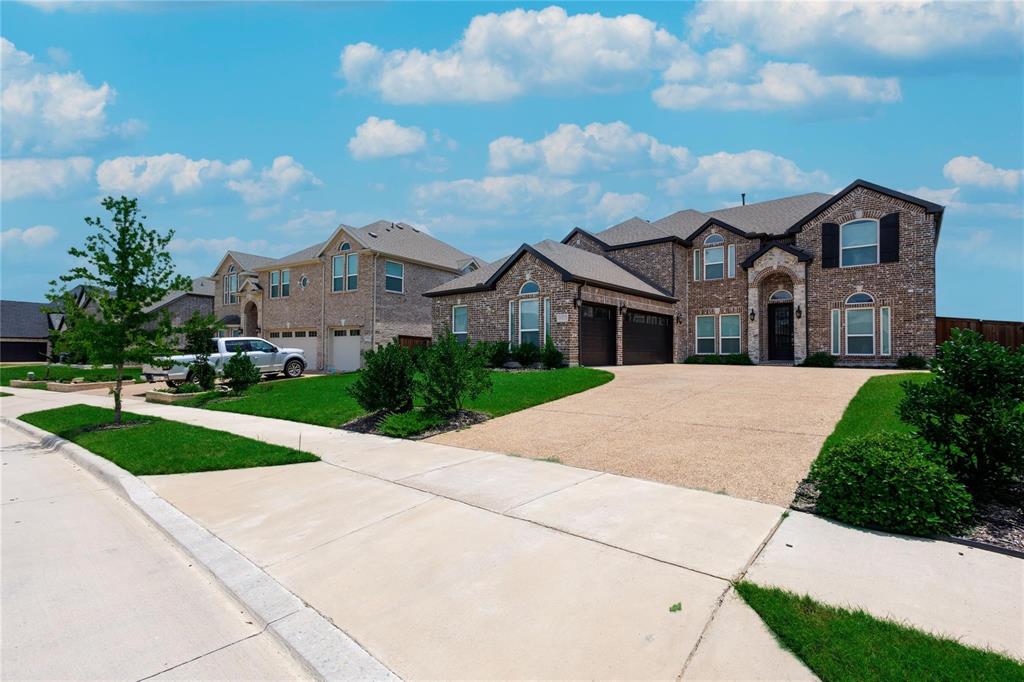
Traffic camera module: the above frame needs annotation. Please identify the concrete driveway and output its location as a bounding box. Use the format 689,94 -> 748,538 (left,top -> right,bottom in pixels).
429,364 -> 899,506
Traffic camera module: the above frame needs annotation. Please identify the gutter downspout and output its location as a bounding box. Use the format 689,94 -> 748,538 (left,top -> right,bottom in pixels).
321,255 -> 327,370
371,252 -> 378,350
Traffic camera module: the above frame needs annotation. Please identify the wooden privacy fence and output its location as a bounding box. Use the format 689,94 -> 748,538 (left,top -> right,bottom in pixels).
936,317 -> 1024,350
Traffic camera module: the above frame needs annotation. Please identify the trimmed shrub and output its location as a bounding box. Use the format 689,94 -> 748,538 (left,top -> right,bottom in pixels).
684,353 -> 753,365
418,332 -> 492,416
512,342 -> 541,366
899,329 -> 1024,492
541,337 -> 564,369
174,382 -> 202,394
180,311 -> 222,390
896,354 -> 929,370
222,350 -> 261,395
800,352 -> 836,368
811,433 -> 973,536
347,341 -> 415,413
475,340 -> 510,368
378,409 -> 445,438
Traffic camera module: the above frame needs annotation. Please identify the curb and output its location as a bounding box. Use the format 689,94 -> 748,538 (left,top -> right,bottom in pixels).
2,416 -> 398,682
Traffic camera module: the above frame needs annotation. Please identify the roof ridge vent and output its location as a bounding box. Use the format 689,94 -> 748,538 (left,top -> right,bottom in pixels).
368,231 -> 378,238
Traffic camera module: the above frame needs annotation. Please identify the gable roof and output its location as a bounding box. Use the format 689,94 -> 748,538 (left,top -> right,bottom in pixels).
706,192 -> 832,236
786,180 -> 945,236
228,250 -> 278,272
143,277 -> 215,314
270,241 -> 328,268
649,209 -> 711,240
594,216 -> 668,246
425,239 -> 675,302
740,243 -> 814,269
349,220 -> 480,271
0,300 -> 50,339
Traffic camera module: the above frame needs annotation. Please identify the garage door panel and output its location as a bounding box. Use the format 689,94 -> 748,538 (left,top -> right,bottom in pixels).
331,329 -> 362,373
271,332 -> 320,369
623,311 -> 672,365
0,341 -> 48,362
580,304 -> 616,367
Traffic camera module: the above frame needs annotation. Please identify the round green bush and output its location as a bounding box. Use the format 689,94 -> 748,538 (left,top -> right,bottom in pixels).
896,354 -> 929,369
800,351 -> 836,368
810,433 -> 973,536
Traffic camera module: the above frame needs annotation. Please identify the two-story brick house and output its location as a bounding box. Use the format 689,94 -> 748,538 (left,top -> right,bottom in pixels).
212,220 -> 480,371
425,180 -> 943,367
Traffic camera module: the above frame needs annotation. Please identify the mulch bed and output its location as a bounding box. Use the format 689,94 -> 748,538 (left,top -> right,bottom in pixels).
791,479 -> 1024,555
340,409 -> 490,440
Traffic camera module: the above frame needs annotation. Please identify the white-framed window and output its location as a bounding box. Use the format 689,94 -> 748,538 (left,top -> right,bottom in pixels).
385,260 -> 404,293
841,219 -> 879,268
340,241 -> 351,252
696,315 -> 716,354
332,253 -> 359,293
720,314 -> 741,354
769,290 -> 793,302
704,235 -> 725,280
519,298 -> 539,347
452,304 -> 468,344
880,306 -> 891,356
727,244 -> 736,278
270,270 -> 280,298
543,298 -> 551,344
845,308 -> 875,355
281,269 -> 290,297
519,281 -> 539,295
693,250 -> 701,281
845,291 -> 874,305
508,299 -> 514,347
332,255 -> 345,292
346,253 -> 358,291
223,265 -> 238,304
830,309 -> 841,355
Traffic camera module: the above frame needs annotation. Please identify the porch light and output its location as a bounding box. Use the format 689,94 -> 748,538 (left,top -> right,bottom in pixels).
749,308 -> 756,321
573,295 -> 582,308
795,305 -> 802,319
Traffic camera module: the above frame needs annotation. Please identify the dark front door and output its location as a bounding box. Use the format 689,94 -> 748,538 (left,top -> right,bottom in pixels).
580,303 -> 616,366
623,311 -> 673,364
768,303 -> 794,361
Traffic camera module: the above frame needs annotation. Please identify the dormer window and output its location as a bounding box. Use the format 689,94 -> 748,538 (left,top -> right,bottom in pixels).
519,281 -> 539,295
840,220 -> 879,267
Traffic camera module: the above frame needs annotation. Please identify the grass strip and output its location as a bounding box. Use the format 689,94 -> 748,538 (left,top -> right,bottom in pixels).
20,404 -> 317,475
820,373 -> 931,453
736,582 -> 1023,682
0,364 -> 142,386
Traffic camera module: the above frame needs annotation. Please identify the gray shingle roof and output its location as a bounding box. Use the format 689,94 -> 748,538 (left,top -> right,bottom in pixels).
595,216 -> 667,246
649,209 -> 712,240
228,251 -> 278,272
1,300 -> 49,339
349,221 -> 478,271
426,239 -> 672,300
143,277 -> 215,314
706,192 -> 832,235
270,242 -> 327,268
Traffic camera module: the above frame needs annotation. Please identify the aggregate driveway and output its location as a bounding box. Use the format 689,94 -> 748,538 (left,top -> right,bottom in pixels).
429,364 -> 899,505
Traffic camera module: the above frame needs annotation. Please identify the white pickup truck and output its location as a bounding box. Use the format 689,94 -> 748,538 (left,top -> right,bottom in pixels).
143,336 -> 307,387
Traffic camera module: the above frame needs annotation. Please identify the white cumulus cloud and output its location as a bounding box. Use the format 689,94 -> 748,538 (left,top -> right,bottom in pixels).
348,116 -> 427,160
660,150 -> 829,194
277,208 -> 340,234
653,62 -> 900,111
943,156 -> 1021,192
96,153 -> 252,196
414,174 -> 599,214
593,192 -> 649,223
489,121 -> 691,175
0,156 -> 93,200
689,1 -> 1023,61
0,224 -> 58,248
226,155 -> 322,204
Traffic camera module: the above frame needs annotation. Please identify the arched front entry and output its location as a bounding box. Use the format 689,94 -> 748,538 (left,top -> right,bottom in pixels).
242,301 -> 259,336
760,273 -> 795,361
745,249 -> 808,364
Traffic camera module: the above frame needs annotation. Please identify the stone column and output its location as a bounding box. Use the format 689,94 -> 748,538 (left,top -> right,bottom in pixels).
747,283 -> 760,362
793,280 -> 808,364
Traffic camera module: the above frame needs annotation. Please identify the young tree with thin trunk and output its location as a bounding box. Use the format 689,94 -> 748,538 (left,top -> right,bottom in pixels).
49,196 -> 190,424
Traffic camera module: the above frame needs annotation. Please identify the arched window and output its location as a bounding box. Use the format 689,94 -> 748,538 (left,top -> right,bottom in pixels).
704,234 -> 725,246
340,242 -> 351,252
228,264 -> 236,272
769,290 -> 793,302
519,281 -> 539,295
845,292 -> 874,305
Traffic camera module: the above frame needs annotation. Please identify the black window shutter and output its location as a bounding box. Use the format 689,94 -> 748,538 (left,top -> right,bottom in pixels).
879,212 -> 900,263
821,222 -> 839,268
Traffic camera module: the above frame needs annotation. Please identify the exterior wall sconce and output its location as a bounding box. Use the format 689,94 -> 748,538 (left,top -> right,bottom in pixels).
573,296 -> 582,308
795,305 -> 802,319
749,308 -> 756,321
675,313 -> 683,324
618,303 -> 626,315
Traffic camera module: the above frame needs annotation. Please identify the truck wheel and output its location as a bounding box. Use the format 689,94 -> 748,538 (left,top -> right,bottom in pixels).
284,359 -> 304,378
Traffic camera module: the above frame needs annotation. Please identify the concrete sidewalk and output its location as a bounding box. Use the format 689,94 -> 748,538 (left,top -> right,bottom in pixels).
0,423 -> 307,681
4,385 -> 1021,677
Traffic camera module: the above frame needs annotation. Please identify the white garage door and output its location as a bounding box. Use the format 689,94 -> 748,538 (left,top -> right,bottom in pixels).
331,328 -> 362,373
271,330 -> 320,370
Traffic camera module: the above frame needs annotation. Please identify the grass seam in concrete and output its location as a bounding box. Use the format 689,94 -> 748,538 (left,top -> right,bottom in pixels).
1,416 -> 399,682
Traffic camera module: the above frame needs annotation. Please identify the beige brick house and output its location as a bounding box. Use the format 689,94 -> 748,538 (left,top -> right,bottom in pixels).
212,221 -> 480,371
426,180 -> 943,367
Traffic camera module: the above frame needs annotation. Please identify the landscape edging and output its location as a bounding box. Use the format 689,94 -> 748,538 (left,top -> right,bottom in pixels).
1,416 -> 399,682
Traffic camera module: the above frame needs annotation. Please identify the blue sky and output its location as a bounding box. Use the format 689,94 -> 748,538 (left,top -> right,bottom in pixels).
2,1 -> 1022,319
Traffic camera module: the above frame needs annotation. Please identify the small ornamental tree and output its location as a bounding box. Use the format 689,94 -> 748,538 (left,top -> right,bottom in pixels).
418,332 -> 491,416
180,311 -> 222,390
348,341 -> 415,413
899,329 -> 1024,493
223,349 -> 261,394
48,197 -> 190,424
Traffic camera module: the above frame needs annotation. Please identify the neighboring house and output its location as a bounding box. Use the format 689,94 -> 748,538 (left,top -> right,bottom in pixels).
426,180 -> 943,367
211,220 -> 481,371
0,300 -> 52,362
143,277 -> 215,349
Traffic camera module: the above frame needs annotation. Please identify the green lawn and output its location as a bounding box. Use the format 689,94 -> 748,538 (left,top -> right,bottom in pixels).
820,373 -> 932,453
20,404 -> 317,475
736,582 -> 1023,682
186,368 -> 614,430
0,364 -> 142,386
0,392 -> 12,397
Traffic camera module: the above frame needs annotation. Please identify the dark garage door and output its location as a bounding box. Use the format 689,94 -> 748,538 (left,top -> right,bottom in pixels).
623,311 -> 673,364
580,303 -> 616,366
1,341 -> 48,362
